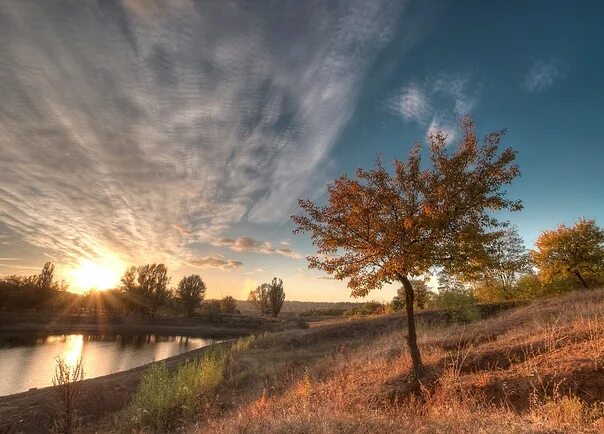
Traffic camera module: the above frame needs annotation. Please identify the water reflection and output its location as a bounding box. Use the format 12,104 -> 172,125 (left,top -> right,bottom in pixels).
0,334 -> 217,396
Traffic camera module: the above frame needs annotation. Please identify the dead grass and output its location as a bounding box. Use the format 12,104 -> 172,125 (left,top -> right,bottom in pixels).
106,289 -> 604,433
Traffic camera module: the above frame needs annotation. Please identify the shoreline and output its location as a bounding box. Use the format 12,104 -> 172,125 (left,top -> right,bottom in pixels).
0,311 -> 288,339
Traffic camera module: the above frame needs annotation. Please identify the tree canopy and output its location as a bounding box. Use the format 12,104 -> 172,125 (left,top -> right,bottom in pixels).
267,277 -> 286,317
531,219 -> 604,288
176,274 -> 206,316
292,117 -> 522,377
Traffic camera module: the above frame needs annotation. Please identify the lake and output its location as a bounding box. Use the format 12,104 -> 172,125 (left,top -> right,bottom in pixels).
0,333 -> 218,396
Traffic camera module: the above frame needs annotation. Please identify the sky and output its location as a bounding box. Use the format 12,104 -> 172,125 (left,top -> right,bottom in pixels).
0,0 -> 603,301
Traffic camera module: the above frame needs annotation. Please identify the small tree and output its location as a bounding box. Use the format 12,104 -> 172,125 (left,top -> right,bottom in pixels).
292,117 -> 521,377
395,279 -> 431,309
177,275 -> 206,316
468,226 -> 530,299
267,277 -> 285,317
37,262 -> 55,289
248,283 -> 270,317
531,219 -> 604,288
219,295 -> 238,314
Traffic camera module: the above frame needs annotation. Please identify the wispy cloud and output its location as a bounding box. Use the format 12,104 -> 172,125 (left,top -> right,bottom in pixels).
523,60 -> 562,93
213,237 -> 302,259
427,118 -> 459,144
0,0 -> 404,269
390,73 -> 477,145
394,83 -> 430,122
188,256 -> 242,271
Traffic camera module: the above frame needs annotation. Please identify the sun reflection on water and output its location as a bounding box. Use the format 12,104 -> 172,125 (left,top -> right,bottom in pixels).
62,335 -> 84,367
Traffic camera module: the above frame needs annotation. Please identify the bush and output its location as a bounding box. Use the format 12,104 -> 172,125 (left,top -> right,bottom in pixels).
129,348 -> 226,431
435,291 -> 481,323
219,296 -> 238,314
298,308 -> 347,317
344,301 -> 386,317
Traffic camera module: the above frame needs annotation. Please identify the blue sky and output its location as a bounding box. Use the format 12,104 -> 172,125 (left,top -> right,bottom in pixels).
0,0 -> 602,301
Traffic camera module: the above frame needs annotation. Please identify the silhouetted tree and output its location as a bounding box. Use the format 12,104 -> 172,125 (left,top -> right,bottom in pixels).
267,277 -> 285,317
248,283 -> 270,317
176,274 -> 206,316
120,264 -> 170,315
36,262 -> 55,289
292,117 -> 522,378
219,295 -> 238,314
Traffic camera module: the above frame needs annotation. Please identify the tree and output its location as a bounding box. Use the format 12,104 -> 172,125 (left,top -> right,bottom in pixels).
219,295 -> 238,314
176,274 -> 206,316
248,283 -> 270,317
267,277 -> 286,317
530,219 -> 604,288
394,279 -> 431,309
292,117 -> 521,377
36,262 -> 55,289
120,264 -> 170,315
467,226 -> 529,299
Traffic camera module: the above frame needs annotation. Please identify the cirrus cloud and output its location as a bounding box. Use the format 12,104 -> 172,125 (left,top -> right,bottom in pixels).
0,0 -> 405,271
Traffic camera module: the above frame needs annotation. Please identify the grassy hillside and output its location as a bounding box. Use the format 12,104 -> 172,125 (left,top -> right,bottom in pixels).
106,288 -> 604,433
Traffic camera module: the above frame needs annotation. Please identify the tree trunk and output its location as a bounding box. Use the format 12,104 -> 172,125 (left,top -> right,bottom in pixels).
574,270 -> 589,288
400,275 -> 424,378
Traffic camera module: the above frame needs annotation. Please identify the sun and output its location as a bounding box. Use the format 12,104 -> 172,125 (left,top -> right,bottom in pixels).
69,258 -> 124,292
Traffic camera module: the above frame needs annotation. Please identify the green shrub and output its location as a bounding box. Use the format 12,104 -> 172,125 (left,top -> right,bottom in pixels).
435,291 -> 481,323
344,301 -> 386,317
298,307 -> 347,317
129,349 -> 226,431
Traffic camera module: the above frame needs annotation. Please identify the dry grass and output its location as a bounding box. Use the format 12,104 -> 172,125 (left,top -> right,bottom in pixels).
103,289 -> 604,433
51,357 -> 84,434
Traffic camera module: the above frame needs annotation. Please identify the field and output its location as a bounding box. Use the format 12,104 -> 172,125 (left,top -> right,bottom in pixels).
121,289 -> 604,433
2,289 -> 603,433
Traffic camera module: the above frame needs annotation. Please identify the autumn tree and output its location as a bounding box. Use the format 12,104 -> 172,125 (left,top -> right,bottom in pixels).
292,117 -> 521,377
120,264 -> 170,315
267,277 -> 286,317
531,219 -> 604,288
248,283 -> 270,316
177,274 -> 206,316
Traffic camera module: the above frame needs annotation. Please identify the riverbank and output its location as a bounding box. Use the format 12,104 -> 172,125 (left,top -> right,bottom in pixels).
0,311 -> 291,340
0,340 -> 234,433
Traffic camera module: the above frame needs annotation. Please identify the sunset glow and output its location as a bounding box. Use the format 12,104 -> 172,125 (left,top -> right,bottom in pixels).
68,259 -> 124,292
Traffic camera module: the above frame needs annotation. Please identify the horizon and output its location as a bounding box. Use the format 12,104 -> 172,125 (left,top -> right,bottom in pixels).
1,0 -> 603,302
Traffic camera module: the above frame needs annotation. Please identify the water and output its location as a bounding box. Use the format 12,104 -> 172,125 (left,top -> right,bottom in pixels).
0,334 -> 217,396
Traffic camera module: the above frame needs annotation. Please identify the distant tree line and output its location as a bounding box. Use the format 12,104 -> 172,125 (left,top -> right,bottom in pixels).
0,263 -> 244,317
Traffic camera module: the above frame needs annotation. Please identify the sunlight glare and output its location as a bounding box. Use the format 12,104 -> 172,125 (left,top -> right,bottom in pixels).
63,335 -> 84,368
69,258 -> 124,291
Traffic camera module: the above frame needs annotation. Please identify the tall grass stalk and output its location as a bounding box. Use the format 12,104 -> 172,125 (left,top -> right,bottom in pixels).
51,357 -> 84,434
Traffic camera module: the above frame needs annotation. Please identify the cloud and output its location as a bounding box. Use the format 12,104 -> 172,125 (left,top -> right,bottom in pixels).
275,248 -> 303,259
188,256 -> 242,271
213,236 -> 302,259
394,83 -> 430,122
523,60 -> 561,93
427,118 -> 458,144
391,73 -> 476,145
0,0 -> 404,268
